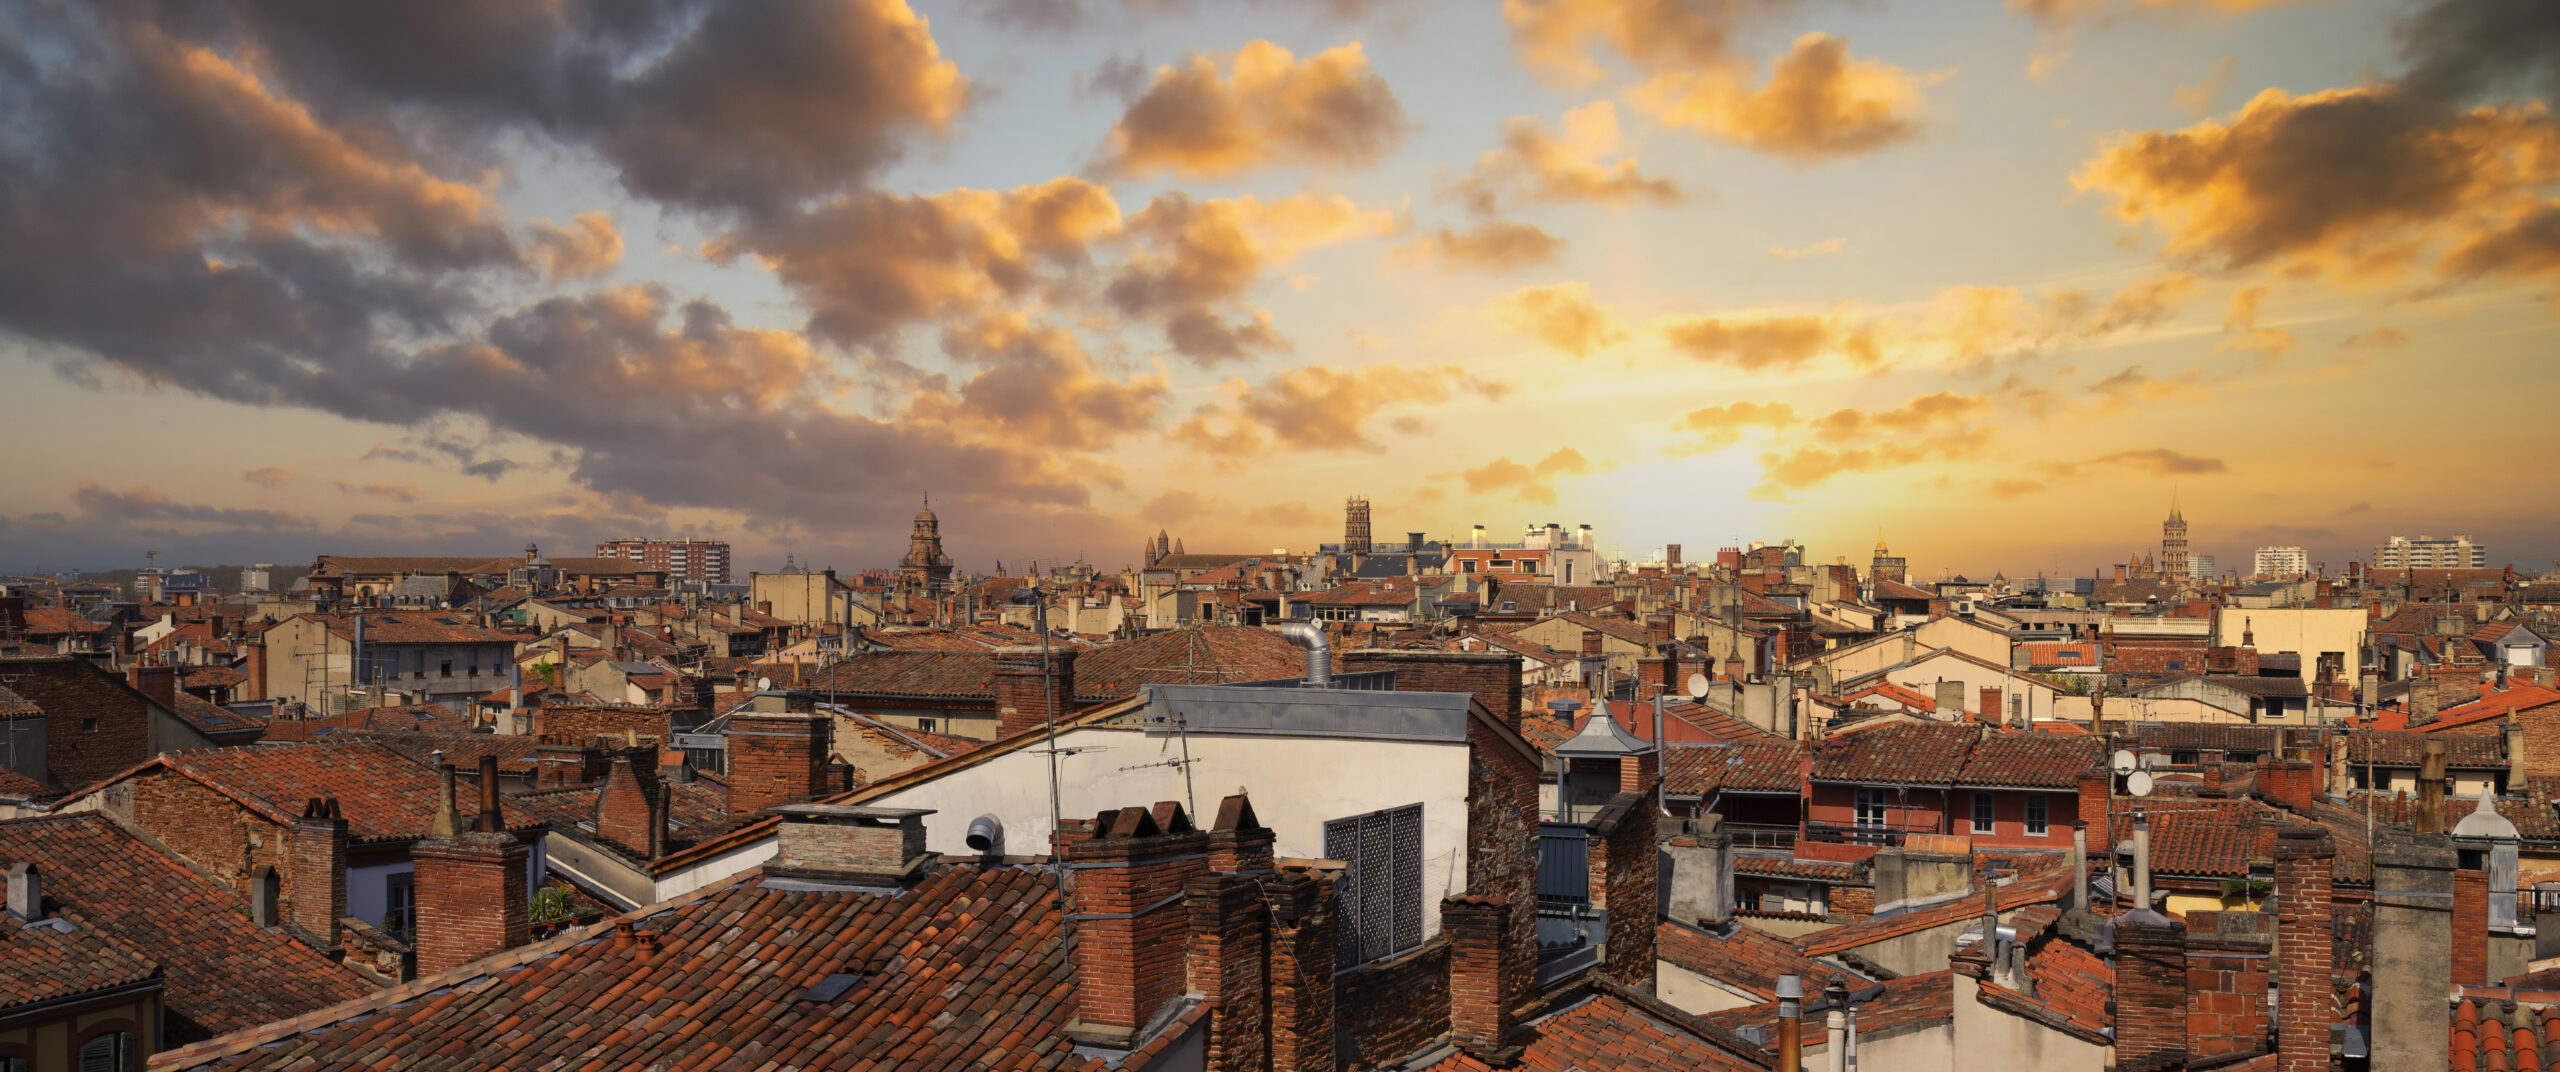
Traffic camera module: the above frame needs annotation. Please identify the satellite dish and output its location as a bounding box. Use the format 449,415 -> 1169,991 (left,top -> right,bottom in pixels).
2126,770 -> 2155,797
1685,673 -> 1711,700
2110,749 -> 2138,775
756,676 -> 772,691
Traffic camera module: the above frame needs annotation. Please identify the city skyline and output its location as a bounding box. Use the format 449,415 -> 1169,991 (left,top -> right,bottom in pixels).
1,0 -> 2553,577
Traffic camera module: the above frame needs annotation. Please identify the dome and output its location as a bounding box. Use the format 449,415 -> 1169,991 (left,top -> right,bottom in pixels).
915,494 -> 938,523
2453,784 -> 2519,840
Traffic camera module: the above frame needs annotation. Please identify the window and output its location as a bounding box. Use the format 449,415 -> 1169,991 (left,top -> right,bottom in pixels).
81,718 -> 96,733
916,718 -> 938,734
1854,788 -> 1888,828
1325,803 -> 1424,969
1971,792 -> 1995,834
2025,795 -> 2049,836
2166,659 -> 2184,672
440,659 -> 454,677
384,871 -> 417,939
78,1033 -> 133,1072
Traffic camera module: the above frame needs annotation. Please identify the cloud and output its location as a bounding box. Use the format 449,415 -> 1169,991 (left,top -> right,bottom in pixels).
2173,57 -> 2237,118
1671,401 -> 1798,453
241,467 -> 297,488
333,481 -> 423,503
1142,489 -> 1212,527
1768,238 -> 1845,261
1172,364 -> 1507,456
1659,312 -> 1882,372
1107,190 -> 1399,362
63,480 -> 318,532
1809,391 -> 1990,438
2074,86 -> 2560,287
2339,324 -> 2411,349
1092,41 -> 1408,178
2052,447 -> 2230,476
1446,103 -> 1685,215
2088,365 -> 2207,409
1496,282 -> 1626,357
1989,478 -> 2046,500
1750,430 -> 1983,492
916,313 -> 1170,452
1388,221 -> 1568,273
1462,447 -> 1593,504
1633,34 -> 1932,162
526,213 -> 625,281
1244,500 -> 1325,528
1500,0 -> 1804,87
2214,285 -> 2294,356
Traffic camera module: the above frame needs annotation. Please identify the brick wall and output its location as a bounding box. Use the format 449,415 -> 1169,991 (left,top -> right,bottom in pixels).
2273,828 -> 2334,1072
1462,710 -> 1539,1012
1345,649 -> 1524,727
993,647 -> 1078,740
1830,884 -> 1874,920
538,704 -> 671,745
124,768 -> 289,904
1336,939 -> 1450,1069
290,801 -> 348,947
1597,791 -> 1658,986
2182,910 -> 2273,1061
411,830 -> 529,976
1070,814 -> 1209,1037
1185,873 -> 1268,1072
2454,866 -> 2488,988
2115,913 -> 2190,1072
724,711 -> 830,817
1442,896 -> 1513,1049
1265,869 -> 1339,1072
11,658 -> 154,790
595,746 -> 664,857
2107,644 -> 2210,677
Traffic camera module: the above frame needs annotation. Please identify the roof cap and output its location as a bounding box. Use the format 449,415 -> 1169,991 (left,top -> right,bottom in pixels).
1556,704 -> 1652,759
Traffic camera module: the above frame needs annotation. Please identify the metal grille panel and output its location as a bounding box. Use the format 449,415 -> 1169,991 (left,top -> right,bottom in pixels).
1325,803 -> 1425,969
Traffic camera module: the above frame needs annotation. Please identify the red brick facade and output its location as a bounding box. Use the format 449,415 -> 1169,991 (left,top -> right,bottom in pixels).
8,657 -> 156,790
1442,896 -> 1513,1050
1186,871 -> 1269,1072
724,710 -> 830,817
1336,941 -> 1450,1068
2115,913 -> 2190,1072
123,768 -> 291,906
1343,649 -> 1524,727
1069,805 -> 1206,1040
595,745 -> 666,857
410,830 -> 529,977
538,704 -> 673,746
2182,910 -> 2273,1061
1264,869 -> 1338,1072
2454,866 -> 2488,988
1597,791 -> 1658,986
2273,828 -> 2334,1072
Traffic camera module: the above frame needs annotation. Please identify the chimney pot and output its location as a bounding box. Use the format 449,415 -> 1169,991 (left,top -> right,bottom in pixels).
6,861 -> 38,921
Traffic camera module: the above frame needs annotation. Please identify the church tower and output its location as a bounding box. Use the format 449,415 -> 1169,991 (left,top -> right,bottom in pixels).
2162,494 -> 2189,579
1870,532 -> 1907,585
899,497 -> 956,595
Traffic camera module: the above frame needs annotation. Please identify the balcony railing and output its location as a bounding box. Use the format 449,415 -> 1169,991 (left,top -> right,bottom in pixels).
1725,822 -> 1798,851
1802,818 -> 1941,847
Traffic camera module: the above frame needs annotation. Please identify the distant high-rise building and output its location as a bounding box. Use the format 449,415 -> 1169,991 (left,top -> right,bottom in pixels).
2187,553 -> 2215,580
2161,495 -> 2188,579
1344,495 -> 1373,555
2253,546 -> 2310,578
596,537 -> 732,583
242,563 -> 275,595
2372,534 -> 2486,569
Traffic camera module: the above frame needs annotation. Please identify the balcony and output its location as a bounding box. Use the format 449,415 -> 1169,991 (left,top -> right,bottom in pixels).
1725,822 -> 1799,852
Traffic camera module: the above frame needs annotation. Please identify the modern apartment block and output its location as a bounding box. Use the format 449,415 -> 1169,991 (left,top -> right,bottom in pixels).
594,537 -> 732,584
2253,545 -> 2310,577
2372,533 -> 2486,569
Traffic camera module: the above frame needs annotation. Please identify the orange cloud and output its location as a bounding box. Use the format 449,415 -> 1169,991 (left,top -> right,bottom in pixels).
1989,478 -> 2046,500
1749,429 -> 1983,496
2048,447 -> 2229,477
1094,41 -> 1408,178
2214,285 -> 2294,357
1496,282 -> 1625,357
1110,190 -> 1398,362
917,312 -> 1170,452
1388,221 -> 1567,273
2074,87 -> 2560,285
527,213 -> 624,281
1809,391 -> 1990,438
1501,0 -> 1793,87
334,480 -> 422,503
2339,324 -> 2411,349
1174,364 -> 1506,456
1462,447 -> 1592,504
1659,311 -> 1882,372
1672,401 -> 1798,454
1447,103 -> 1684,214
1634,34 -> 1931,162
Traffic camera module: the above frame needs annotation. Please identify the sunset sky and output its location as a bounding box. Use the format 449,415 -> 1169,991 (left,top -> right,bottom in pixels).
2,0 -> 2554,580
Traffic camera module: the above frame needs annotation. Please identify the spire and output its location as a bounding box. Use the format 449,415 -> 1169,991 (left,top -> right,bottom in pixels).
2168,490 -> 2182,524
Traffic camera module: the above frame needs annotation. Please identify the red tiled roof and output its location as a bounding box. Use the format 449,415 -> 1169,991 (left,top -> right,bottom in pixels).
809,650 -> 997,699
1810,722 -> 1981,786
1796,863 -> 2070,956
1673,704 -> 1780,742
1735,853 -> 1858,882
259,704 -> 467,742
1705,970 -> 1956,1039
2418,685 -> 2560,734
1956,733 -> 2103,789
1841,681 -> 1937,713
1072,625 -> 1324,700
2024,642 -> 2098,664
0,814 -> 375,1036
303,612 -> 515,645
88,743 -> 544,843
158,865 -> 1083,1072
2107,800 -> 2276,878
0,765 -> 50,798
1665,741 -> 1806,796
1656,920 -> 1855,1000
21,606 -> 107,635
1425,989 -> 1766,1072
2014,933 -> 2113,1035
2451,995 -> 2560,1072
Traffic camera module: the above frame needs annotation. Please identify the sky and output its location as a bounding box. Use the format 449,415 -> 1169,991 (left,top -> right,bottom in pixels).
1,0 -> 2555,582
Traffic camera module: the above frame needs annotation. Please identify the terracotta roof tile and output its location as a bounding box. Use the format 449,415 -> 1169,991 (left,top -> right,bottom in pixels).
0,814 -> 376,1038
1656,920 -> 1857,1000
1705,970 -> 1956,1039
98,743 -> 544,843
1424,990 -> 1767,1072
1811,722 -> 1980,786
159,865 -> 1082,1072
1665,741 -> 1806,796
1957,733 -> 2103,789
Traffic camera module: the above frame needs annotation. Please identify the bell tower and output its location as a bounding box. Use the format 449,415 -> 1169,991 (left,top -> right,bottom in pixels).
2162,493 -> 2189,580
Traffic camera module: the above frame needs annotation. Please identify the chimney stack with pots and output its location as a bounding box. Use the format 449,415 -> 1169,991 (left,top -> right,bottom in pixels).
411,760 -> 530,975
993,646 -> 1079,740
724,708 -> 832,815
290,796 -> 348,949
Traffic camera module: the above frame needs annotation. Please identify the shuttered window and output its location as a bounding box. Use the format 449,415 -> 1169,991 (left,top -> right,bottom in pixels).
1324,803 -> 1424,969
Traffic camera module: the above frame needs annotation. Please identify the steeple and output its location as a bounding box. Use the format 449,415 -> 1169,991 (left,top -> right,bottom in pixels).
2168,490 -> 2183,524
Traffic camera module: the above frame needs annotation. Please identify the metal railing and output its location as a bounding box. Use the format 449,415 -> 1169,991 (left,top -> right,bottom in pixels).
1803,818 -> 1941,847
1725,822 -> 1799,851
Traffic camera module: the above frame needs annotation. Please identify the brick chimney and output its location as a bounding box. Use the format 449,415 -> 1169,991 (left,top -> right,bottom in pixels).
2273,828 -> 2335,1072
1067,802 -> 1210,1049
242,640 -> 267,701
127,664 -> 177,708
1264,868 -> 1340,1072
764,804 -> 934,884
290,797 -> 347,949
412,758 -> 529,975
1443,895 -> 1516,1058
1188,870 -> 1270,1072
1206,793 -> 1275,874
2370,829 -> 2456,1068
596,744 -> 667,859
1592,790 -> 1657,986
993,646 -> 1078,740
535,742 -> 606,788
2077,768 -> 2110,836
724,710 -> 831,816
1978,685 -> 2003,725
2114,909 -> 2190,1072
2183,909 -> 2275,1062
2454,863 -> 2488,988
